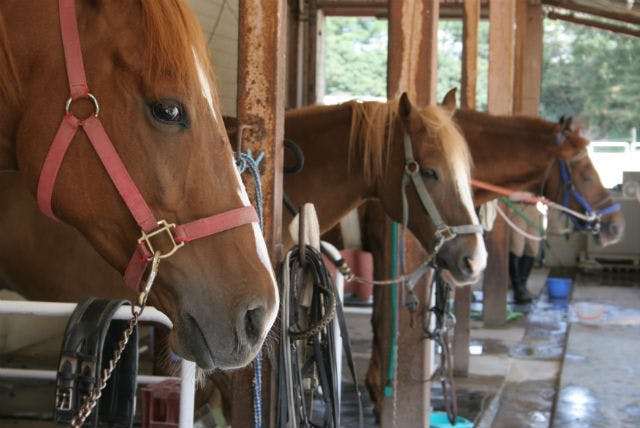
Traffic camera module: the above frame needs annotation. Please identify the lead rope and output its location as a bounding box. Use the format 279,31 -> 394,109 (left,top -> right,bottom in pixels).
235,149 -> 266,428
70,252 -> 161,428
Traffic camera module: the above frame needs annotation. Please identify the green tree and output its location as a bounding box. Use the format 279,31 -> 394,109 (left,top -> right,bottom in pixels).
325,17 -> 388,98
541,21 -> 640,140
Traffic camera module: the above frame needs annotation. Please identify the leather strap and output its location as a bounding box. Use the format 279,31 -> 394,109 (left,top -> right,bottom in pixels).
402,132 -> 482,249
40,0 -> 259,292
58,0 -> 89,99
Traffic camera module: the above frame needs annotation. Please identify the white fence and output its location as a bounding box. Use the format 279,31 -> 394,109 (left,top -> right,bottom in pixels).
588,141 -> 640,189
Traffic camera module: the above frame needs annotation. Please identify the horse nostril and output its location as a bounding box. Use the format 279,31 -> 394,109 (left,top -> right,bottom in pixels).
244,306 -> 266,346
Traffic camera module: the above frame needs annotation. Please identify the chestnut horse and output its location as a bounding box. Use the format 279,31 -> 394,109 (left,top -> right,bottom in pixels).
0,0 -> 278,370
0,94 -> 485,420
364,89 -> 625,418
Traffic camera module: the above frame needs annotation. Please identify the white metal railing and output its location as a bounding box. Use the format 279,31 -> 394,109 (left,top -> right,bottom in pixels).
0,300 -> 195,428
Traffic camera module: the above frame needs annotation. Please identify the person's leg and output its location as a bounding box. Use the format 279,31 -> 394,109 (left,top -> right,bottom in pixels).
515,226 -> 541,303
508,211 -> 532,303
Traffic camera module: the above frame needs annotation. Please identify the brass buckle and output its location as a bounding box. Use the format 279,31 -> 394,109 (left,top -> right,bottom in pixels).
434,227 -> 456,245
138,220 -> 184,260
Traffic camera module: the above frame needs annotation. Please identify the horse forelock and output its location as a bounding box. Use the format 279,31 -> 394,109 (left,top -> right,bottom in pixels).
0,11 -> 22,110
140,0 -> 217,97
420,105 -> 472,179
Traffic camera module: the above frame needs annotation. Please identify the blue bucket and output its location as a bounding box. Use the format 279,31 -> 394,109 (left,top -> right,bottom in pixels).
546,277 -> 571,299
430,412 -> 474,428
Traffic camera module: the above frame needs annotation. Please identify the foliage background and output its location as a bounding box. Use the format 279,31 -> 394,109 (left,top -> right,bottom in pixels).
324,17 -> 639,140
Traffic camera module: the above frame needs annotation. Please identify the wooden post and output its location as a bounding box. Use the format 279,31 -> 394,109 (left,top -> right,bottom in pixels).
388,0 -> 438,107
460,0 -> 480,110
483,0 -> 516,326
232,0 -> 286,426
305,0 -> 319,105
514,0 -> 543,115
379,2 -> 438,427
453,0 -> 481,377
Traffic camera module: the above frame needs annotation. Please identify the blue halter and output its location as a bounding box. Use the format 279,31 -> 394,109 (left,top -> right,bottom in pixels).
555,132 -> 620,233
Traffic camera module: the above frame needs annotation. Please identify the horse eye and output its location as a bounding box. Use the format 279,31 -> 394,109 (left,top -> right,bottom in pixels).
150,100 -> 189,127
421,168 -> 438,180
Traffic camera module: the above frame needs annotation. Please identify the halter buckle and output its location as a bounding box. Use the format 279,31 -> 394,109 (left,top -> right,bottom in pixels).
434,226 -> 456,243
138,220 -> 184,260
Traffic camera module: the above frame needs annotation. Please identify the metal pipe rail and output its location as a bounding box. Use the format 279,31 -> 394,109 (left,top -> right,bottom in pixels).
0,300 -> 195,428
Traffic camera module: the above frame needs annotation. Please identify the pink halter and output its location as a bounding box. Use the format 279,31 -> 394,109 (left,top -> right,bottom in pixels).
37,0 -> 258,291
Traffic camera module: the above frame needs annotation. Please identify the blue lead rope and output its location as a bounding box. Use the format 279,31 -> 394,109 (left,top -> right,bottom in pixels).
236,149 -> 265,428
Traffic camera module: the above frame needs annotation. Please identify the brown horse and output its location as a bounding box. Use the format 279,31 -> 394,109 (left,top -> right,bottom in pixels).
364,89 -> 625,418
0,96 -> 487,303
0,94 -> 485,421
0,0 -> 278,370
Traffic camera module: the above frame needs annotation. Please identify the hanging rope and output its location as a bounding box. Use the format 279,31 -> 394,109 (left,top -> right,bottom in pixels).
235,149 -> 265,428
278,244 -> 340,427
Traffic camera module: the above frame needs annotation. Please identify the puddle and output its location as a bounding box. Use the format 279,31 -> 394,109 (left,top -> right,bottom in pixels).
469,338 -> 509,356
554,385 -> 604,428
510,343 -> 563,360
491,380 -> 555,428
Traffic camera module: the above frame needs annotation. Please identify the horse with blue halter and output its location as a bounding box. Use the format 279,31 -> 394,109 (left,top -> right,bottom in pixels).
0,0 -> 279,371
364,89 -> 625,419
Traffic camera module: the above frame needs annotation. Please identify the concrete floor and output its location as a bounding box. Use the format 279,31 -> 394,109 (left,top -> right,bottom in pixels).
0,270 -> 638,427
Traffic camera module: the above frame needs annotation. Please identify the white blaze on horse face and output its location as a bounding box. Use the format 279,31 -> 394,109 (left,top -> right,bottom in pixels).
453,157 -> 488,274
193,49 -> 218,122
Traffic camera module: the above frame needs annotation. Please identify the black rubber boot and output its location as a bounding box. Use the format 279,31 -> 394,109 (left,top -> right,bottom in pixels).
514,255 -> 535,304
508,252 -> 523,302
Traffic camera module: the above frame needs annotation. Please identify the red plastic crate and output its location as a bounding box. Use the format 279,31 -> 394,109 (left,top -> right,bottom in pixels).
141,379 -> 181,428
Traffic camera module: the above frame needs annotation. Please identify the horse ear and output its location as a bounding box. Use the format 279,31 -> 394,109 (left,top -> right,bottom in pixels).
441,88 -> 457,113
398,92 -> 412,121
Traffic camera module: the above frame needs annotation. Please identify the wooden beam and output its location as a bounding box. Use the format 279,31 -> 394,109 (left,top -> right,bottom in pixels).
487,0 -> 515,115
233,0 -> 286,426
543,0 -> 640,27
453,0 -> 480,377
482,213 -> 509,326
484,0 -> 516,326
388,0 -> 439,106
461,0 -> 480,109
515,1 -> 543,115
453,285 -> 472,376
379,2 -> 438,427
547,10 -> 640,38
306,0 -> 319,105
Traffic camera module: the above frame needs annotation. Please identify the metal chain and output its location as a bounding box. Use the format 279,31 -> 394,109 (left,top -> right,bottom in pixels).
70,252 -> 161,428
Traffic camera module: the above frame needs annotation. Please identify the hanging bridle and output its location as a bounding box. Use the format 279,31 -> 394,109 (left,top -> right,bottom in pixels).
546,131 -> 620,234
38,0 -> 259,292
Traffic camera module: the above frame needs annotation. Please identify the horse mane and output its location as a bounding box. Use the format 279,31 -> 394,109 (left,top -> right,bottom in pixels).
0,11 -> 22,109
455,108 -> 589,152
140,0 -> 217,94
349,100 -> 472,184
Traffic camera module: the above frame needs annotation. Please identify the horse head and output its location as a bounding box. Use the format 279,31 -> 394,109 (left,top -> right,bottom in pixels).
0,0 -> 278,370
546,122 -> 625,246
366,94 -> 487,285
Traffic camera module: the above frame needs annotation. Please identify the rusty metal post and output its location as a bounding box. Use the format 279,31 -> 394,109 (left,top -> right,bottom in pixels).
232,1 -> 286,426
